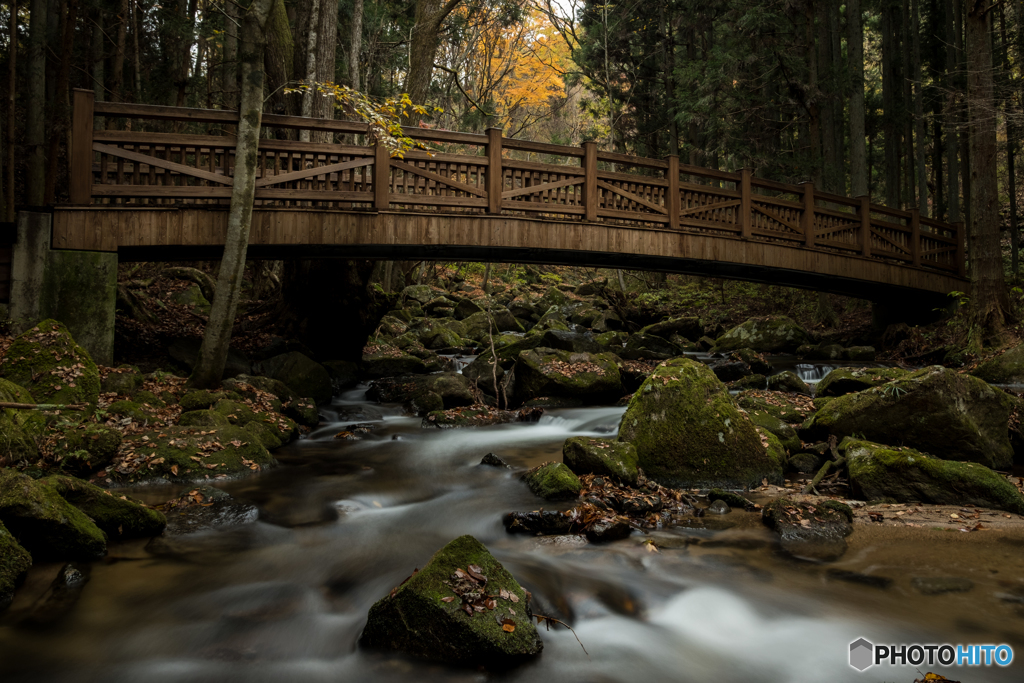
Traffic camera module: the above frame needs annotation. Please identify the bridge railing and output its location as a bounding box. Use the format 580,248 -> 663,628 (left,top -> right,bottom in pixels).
68,89 -> 965,277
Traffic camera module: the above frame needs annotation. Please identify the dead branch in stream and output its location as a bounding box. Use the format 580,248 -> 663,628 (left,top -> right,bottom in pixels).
0,402 -> 87,411
802,435 -> 845,495
533,613 -> 588,655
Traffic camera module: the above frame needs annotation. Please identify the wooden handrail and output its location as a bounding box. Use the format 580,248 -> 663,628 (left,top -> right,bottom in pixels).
66,96 -> 967,279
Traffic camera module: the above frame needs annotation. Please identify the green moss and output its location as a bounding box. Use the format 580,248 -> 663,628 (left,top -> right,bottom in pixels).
759,429 -> 787,471
0,518 -> 32,608
106,400 -> 156,423
112,425 -> 274,483
522,462 -> 581,500
746,410 -> 800,452
845,439 -> 1024,514
707,488 -> 752,509
178,409 -> 232,428
0,468 -> 107,560
736,392 -> 807,424
361,535 -> 542,665
815,367 -> 911,397
44,475 -> 165,538
513,348 -> 623,403
562,437 -> 638,485
100,367 -> 143,397
244,421 -> 283,449
618,358 -> 781,488
714,316 -> 809,353
0,319 -> 100,407
133,390 -> 166,408
54,424 -> 121,475
180,389 -> 227,411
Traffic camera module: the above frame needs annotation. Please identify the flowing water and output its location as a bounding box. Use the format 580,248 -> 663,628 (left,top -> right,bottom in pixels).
2,386 -> 1023,682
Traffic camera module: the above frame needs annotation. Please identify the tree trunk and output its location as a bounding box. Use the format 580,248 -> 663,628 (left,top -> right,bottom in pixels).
298,0 -> 321,142
190,0 -> 276,388
911,0 -> 927,214
965,0 -> 1010,345
110,0 -> 127,101
403,0 -> 463,115
881,0 -> 901,207
44,0 -> 78,204
223,0 -> 238,110
848,0 -> 868,197
90,4 -> 103,128
945,0 -> 960,221
310,0 -> 337,143
6,0 -> 16,220
131,0 -> 141,100
263,0 -> 293,117
26,0 -> 46,207
349,0 -> 363,89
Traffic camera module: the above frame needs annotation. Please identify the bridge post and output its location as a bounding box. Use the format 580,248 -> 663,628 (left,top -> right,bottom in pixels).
487,128 -> 503,214
909,208 -> 921,267
857,195 -> 872,257
801,181 -> 815,248
583,141 -> 598,222
667,155 -> 680,230
373,142 -> 390,211
955,221 -> 966,277
70,89 -> 95,205
739,168 -> 752,239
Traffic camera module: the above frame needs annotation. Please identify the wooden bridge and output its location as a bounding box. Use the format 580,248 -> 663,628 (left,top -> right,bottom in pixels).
54,89 -> 966,302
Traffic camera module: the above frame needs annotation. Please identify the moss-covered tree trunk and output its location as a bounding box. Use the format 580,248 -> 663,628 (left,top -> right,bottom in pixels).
189,0 -> 275,389
966,0 -> 1011,348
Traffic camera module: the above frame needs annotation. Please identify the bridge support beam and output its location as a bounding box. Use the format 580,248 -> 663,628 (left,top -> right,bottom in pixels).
8,211 -> 116,364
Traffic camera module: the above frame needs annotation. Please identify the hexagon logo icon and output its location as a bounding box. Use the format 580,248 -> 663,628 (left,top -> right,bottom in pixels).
849,638 -> 874,671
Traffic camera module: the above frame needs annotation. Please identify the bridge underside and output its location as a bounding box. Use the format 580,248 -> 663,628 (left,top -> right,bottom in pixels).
53,207 -> 965,305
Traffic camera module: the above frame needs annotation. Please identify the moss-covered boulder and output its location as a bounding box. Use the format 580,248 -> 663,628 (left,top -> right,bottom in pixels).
745,410 -> 800,453
0,518 -> 31,609
617,358 -> 783,488
815,367 -> 911,397
259,352 -> 332,404
513,348 -> 622,404
45,475 -> 166,538
112,425 -> 275,483
762,498 -> 853,561
844,439 -> 1024,513
736,392 -> 809,424
462,310 -> 525,341
707,489 -> 753,509
0,319 -> 100,406
212,399 -> 297,444
361,535 -> 542,665
803,366 -> 1014,469
522,462 -> 581,500
562,437 -> 639,485
401,284 -> 437,305
0,379 -> 44,465
970,344 -> 1024,386
54,424 -> 122,475
100,366 -> 143,397
178,409 -> 232,428
362,344 -> 428,378
223,374 -> 296,404
714,316 -> 809,353
767,371 -> 813,396
539,330 -> 603,354
368,373 -> 474,414
0,469 -> 106,560
640,316 -> 702,342
620,333 -> 680,361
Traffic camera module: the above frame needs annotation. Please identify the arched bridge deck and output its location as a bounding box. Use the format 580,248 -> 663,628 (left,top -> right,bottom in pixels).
55,90 -> 966,303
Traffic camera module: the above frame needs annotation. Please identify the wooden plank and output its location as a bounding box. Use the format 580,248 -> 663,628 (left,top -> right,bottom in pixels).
403,149 -> 488,165
502,201 -> 586,215
801,182 -> 815,248
93,142 -> 235,185
597,169 -> 669,186
752,204 -> 802,233
70,89 -> 95,204
501,158 -> 583,175
94,100 -> 238,124
94,130 -> 237,147
858,195 -> 871,257
387,195 -> 487,208
255,157 -> 373,187
668,156 -> 680,231
584,143 -> 599,224
255,189 -> 373,201
869,227 -> 911,255
596,180 -> 668,215
502,138 -> 582,157
502,176 -> 583,199
677,162 -> 740,183
597,150 -> 669,170
487,128 -> 502,214
680,198 -> 741,219
739,168 -> 751,239
374,144 -> 390,210
91,185 -> 234,197
597,207 -> 670,223
390,160 -> 487,197
402,127 -> 488,145
910,208 -> 921,266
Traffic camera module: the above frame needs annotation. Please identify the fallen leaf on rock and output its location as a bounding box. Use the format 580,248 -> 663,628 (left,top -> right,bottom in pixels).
441,596 -> 455,603
502,619 -> 516,633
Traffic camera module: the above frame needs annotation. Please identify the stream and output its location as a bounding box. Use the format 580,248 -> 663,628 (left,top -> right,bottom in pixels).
2,383 -> 1023,682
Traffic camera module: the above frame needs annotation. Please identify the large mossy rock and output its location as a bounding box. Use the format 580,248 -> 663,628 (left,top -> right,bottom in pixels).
367,373 -> 474,414
971,344 -> 1024,386
0,519 -> 32,609
562,436 -> 638,485
522,462 -> 581,500
617,358 -> 783,488
845,439 -> 1024,513
762,498 -> 853,562
513,348 -> 622,404
0,319 -> 100,406
259,352 -> 332,404
361,535 -> 542,666
461,309 -> 525,341
714,316 -> 809,353
804,366 -> 1014,469
45,475 -> 166,538
745,410 -> 800,453
54,424 -> 122,476
0,379 -> 44,465
639,316 -> 702,342
620,333 -> 680,361
112,425 -> 275,484
815,367 -> 911,397
0,469 -> 106,560
362,344 -> 428,378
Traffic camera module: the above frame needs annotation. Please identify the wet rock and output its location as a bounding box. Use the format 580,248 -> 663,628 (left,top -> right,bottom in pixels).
282,398 -> 320,428
618,358 -> 783,488
47,475 -> 166,539
461,309 -> 525,341
454,297 -> 486,320
708,359 -> 751,382
400,284 -> 437,305
258,352 -> 332,404
585,518 -> 632,543
480,453 -> 511,468
361,535 -> 542,665
522,462 -> 581,501
814,367 -> 911,397
423,406 -> 544,429
21,562 -> 91,626
787,451 -> 824,473
825,568 -> 892,590
639,316 -> 702,342
845,346 -> 876,361
762,498 -> 853,562
620,333 -> 680,361
145,521 -> 290,561
844,439 -> 1024,513
162,486 -> 258,535
523,396 -> 584,408
728,374 -> 768,391
0,469 -> 107,560
0,519 -> 32,610
616,359 -> 656,393
0,379 -> 45,465
368,373 -> 474,414
513,348 -> 622,404
361,344 -> 428,378
714,316 -> 810,354
54,424 -> 122,477
911,577 -> 975,595
767,371 -> 812,396
322,360 -> 360,391
0,319 -> 101,406
805,366 -> 1015,469
539,330 -> 603,354
618,494 -> 663,516
970,343 -> 1024,386
708,500 -> 731,514
562,437 -> 639,486
707,489 -> 752,509
803,343 -> 845,361
736,392 -> 809,424
503,510 -> 576,535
